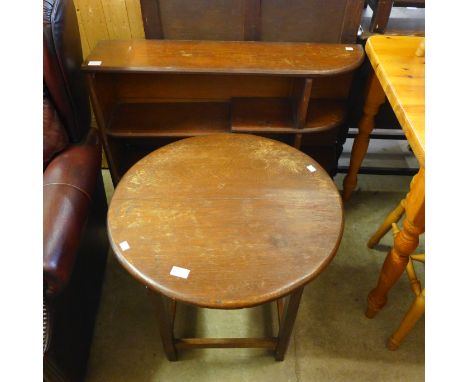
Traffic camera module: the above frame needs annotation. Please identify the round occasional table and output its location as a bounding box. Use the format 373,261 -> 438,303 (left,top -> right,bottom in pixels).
108,134 -> 343,361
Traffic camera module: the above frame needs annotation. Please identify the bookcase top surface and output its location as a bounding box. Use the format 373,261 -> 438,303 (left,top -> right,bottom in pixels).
82,39 -> 364,76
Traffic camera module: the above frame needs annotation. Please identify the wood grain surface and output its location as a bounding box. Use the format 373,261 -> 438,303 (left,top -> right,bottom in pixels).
366,36 -> 425,166
82,39 -> 364,76
342,35 -> 425,201
108,134 -> 343,309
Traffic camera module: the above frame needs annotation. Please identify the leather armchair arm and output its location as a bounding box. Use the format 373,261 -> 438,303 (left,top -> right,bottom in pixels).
43,130 -> 101,295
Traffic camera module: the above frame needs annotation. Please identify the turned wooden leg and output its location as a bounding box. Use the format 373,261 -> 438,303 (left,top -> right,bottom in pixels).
275,287 -> 304,361
149,291 -> 178,361
388,289 -> 425,350
342,72 -> 386,202
367,198 -> 406,248
366,169 -> 425,318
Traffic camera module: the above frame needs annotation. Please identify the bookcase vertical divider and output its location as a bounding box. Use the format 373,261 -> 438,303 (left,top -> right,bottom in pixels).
292,78 -> 313,148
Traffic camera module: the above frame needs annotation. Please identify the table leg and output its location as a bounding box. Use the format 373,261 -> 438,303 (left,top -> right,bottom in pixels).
149,291 -> 178,361
366,169 -> 425,318
275,287 -> 304,361
342,71 -> 386,202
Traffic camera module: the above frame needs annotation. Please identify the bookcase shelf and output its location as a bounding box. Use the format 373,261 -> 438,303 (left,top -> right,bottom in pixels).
107,102 -> 230,138
231,98 -> 346,134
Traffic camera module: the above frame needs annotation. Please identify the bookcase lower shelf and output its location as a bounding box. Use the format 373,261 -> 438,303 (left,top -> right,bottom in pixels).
104,98 -> 347,178
106,102 -> 230,138
231,98 -> 346,133
105,98 -> 346,138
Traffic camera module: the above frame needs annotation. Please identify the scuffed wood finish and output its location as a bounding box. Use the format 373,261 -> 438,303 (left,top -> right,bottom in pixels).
108,134 -> 343,360
343,35 -> 425,200
82,39 -> 364,76
108,134 -> 344,309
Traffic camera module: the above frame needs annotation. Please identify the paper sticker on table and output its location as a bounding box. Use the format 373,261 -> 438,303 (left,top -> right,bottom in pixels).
307,164 -> 317,173
88,60 -> 102,66
170,266 -> 190,279
345,47 -> 354,51
119,241 -> 130,251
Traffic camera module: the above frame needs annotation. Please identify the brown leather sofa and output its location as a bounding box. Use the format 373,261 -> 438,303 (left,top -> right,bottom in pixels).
43,0 -> 108,380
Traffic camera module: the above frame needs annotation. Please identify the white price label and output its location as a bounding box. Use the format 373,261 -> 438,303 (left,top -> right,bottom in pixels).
307,164 -> 317,173
170,266 -> 190,279
119,241 -> 130,251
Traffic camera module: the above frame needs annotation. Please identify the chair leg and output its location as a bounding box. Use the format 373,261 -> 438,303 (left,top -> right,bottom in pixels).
368,198 -> 406,248
387,289 -> 425,350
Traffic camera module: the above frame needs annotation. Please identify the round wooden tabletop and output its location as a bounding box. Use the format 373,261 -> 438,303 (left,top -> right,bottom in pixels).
108,134 -> 343,309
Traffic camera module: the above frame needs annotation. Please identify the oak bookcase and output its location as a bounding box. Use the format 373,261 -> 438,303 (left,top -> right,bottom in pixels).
83,39 -> 364,184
